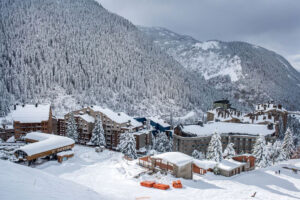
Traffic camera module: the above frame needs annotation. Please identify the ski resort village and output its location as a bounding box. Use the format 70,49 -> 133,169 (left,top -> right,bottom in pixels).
1,0 -> 300,199
1,100 -> 300,199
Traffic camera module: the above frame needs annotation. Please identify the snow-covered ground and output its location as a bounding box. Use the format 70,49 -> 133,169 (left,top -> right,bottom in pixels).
0,159 -> 106,200
30,145 -> 300,200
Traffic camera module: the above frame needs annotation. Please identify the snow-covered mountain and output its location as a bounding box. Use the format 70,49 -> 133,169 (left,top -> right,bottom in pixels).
0,0 -> 220,116
139,27 -> 300,111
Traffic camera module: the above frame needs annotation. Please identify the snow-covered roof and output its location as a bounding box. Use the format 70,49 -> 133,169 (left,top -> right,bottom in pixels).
152,152 -> 193,167
207,108 -> 243,122
181,122 -> 274,137
11,104 -> 51,123
255,103 -> 286,112
217,159 -> 246,171
132,129 -> 150,135
149,116 -> 170,128
193,159 -> 217,169
17,132 -> 74,156
91,106 -> 142,127
75,114 -> 95,123
242,114 -> 274,124
57,150 -> 74,156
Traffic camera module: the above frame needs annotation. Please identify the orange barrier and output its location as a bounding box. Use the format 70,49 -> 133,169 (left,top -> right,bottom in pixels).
172,180 -> 182,188
153,183 -> 170,190
140,181 -> 155,188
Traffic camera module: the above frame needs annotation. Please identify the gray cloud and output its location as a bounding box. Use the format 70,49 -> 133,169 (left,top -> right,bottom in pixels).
98,0 -> 300,70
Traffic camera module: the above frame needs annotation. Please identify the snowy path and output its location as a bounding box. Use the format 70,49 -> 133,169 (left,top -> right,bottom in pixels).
36,145 -> 300,200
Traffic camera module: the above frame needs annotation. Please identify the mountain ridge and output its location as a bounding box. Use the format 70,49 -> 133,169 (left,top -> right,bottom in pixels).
139,26 -> 300,110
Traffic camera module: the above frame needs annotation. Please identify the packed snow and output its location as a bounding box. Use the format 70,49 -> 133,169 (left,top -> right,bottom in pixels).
0,159 -> 106,200
18,132 -> 74,156
182,122 -> 275,137
32,145 -> 300,200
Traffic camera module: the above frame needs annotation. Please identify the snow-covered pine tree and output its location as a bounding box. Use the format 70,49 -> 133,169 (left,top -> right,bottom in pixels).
206,131 -> 223,162
117,132 -> 137,159
192,149 -> 205,160
278,116 -> 285,139
89,118 -> 106,147
264,142 -> 273,167
252,135 -> 270,168
287,115 -> 300,146
282,128 -> 295,160
154,132 -> 172,153
66,114 -> 78,143
223,143 -> 235,159
272,140 -> 285,164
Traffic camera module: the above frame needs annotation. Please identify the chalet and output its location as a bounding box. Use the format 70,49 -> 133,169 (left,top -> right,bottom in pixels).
193,159 -> 216,175
173,122 -> 276,155
14,132 -> 74,163
217,159 -> 247,177
151,152 -> 194,179
12,104 -> 52,139
139,152 -> 253,178
232,154 -> 256,170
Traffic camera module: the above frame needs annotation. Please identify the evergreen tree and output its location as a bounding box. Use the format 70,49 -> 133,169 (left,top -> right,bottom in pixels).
117,132 -> 137,159
206,131 -> 223,162
192,149 -> 205,160
66,114 -> 78,143
252,135 -> 270,168
89,118 -> 106,147
282,128 -> 295,160
272,140 -> 285,164
154,132 -> 172,153
264,142 -> 273,167
223,143 -> 236,159
278,116 -> 285,139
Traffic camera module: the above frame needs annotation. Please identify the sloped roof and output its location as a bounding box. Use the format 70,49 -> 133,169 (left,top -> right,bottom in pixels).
152,152 -> 193,167
12,104 -> 50,123
17,132 -> 74,156
91,106 -> 142,127
217,159 -> 246,171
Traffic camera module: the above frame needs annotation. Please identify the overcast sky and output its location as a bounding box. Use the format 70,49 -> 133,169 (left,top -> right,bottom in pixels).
98,0 -> 300,71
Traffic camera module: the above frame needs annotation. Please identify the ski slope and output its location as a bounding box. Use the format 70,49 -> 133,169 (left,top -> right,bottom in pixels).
0,159 -> 107,200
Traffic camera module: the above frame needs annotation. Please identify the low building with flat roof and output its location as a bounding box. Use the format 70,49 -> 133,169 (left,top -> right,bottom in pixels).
173,122 -> 276,156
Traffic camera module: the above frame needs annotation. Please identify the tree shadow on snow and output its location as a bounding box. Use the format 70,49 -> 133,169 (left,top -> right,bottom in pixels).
182,179 -> 223,190
234,170 -> 300,199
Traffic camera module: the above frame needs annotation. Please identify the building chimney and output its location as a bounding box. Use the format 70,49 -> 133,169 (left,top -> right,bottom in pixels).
35,103 -> 38,107
14,104 -> 16,110
278,104 -> 282,109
